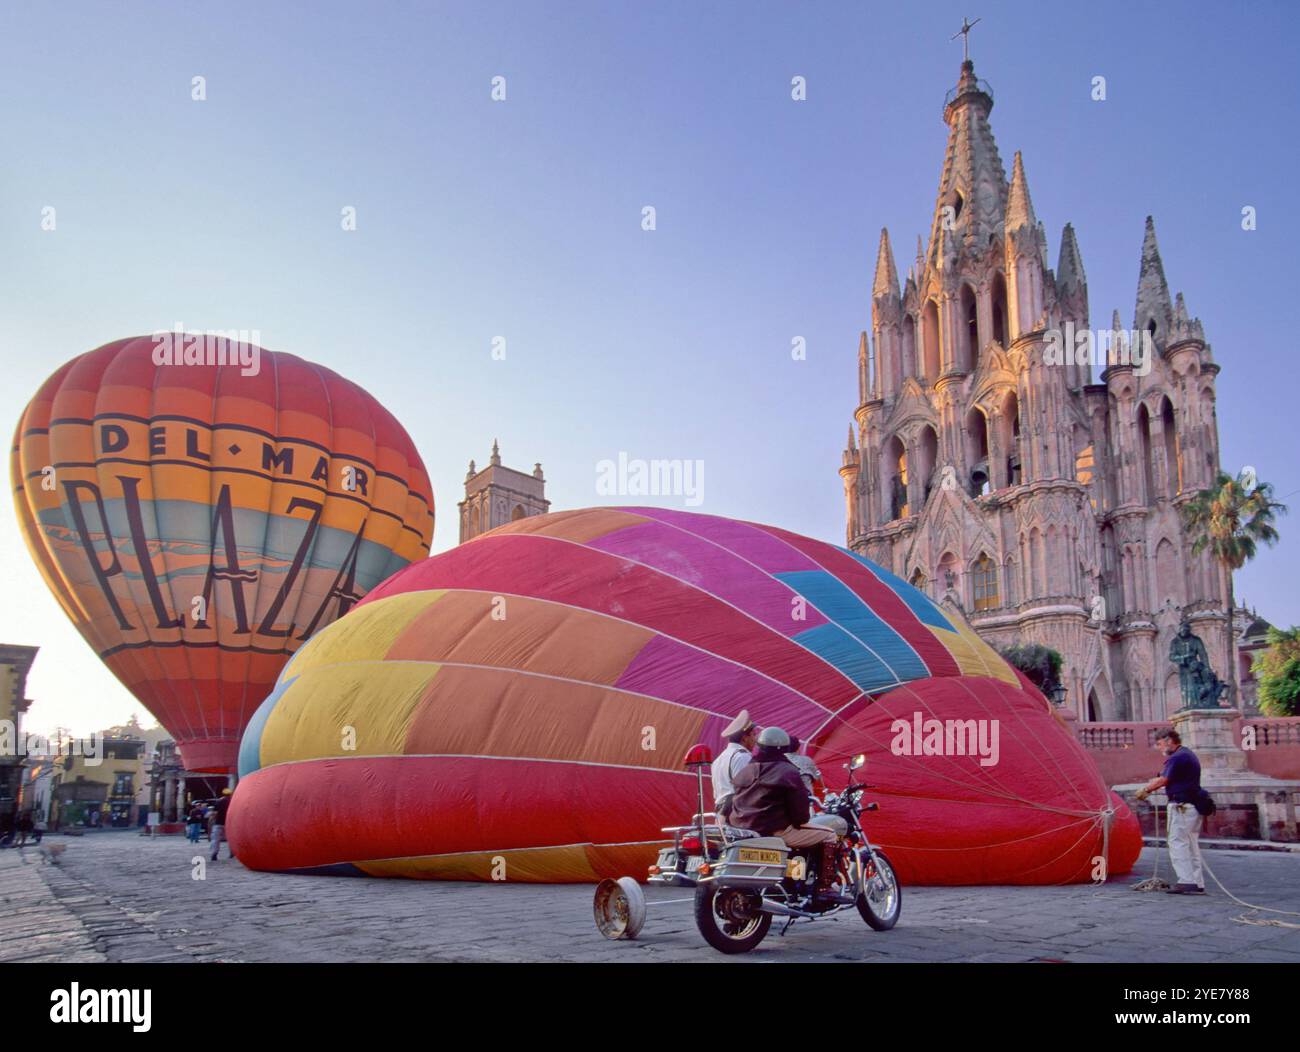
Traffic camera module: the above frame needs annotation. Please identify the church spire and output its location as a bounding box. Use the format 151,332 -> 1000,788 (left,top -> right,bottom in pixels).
1056,222 -> 1085,295
1005,151 -> 1036,232
1133,215 -> 1173,338
926,59 -> 1007,270
873,228 -> 900,299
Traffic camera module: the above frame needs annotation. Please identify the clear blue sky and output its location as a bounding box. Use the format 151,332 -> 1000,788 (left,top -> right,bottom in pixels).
2,0 -> 1296,735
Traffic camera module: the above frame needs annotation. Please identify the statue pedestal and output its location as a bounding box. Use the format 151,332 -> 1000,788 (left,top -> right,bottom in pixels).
1171,707 -> 1248,782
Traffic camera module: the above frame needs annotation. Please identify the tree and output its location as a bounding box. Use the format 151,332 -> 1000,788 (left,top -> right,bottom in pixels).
999,643 -> 1063,697
1180,472 -> 1286,706
1254,626 -> 1300,717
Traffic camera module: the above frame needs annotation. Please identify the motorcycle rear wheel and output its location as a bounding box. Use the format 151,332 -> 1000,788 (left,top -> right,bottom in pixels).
856,849 -> 901,930
693,884 -> 772,954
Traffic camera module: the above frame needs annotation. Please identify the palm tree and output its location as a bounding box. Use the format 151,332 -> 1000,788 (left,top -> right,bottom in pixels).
1180,471 -> 1286,705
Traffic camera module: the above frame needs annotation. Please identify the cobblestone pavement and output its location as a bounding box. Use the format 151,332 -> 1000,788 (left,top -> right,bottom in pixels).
2,832 -> 1299,963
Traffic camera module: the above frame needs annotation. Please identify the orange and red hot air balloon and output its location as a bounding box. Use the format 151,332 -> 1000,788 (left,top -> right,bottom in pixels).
10,334 -> 434,772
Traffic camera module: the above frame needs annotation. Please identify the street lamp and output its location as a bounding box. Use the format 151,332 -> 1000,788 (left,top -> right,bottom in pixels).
1049,682 -> 1068,706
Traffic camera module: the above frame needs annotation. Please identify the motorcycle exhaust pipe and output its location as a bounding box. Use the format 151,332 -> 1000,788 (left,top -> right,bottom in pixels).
758,900 -> 817,920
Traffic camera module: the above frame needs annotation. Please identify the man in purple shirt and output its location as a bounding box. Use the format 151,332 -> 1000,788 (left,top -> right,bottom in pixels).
1136,728 -> 1205,895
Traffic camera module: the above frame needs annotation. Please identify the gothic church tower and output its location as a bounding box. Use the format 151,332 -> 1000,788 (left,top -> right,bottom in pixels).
840,59 -> 1227,721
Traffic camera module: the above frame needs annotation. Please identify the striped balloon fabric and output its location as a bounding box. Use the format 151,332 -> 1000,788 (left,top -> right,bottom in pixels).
231,507 -> 1140,884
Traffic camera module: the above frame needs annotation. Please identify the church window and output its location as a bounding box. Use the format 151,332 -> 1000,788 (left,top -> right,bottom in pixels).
1137,403 -> 1155,502
1004,391 -> 1022,485
511,504 -> 526,521
902,314 -> 917,378
885,436 -> 908,520
918,426 -> 939,503
991,272 -> 1007,346
1160,398 -> 1181,497
961,284 -> 978,370
972,554 -> 999,611
922,300 -> 942,380
966,406 -> 990,495
1074,442 -> 1094,486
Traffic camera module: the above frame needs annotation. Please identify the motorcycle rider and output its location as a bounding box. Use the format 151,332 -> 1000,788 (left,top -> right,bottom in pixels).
729,727 -> 846,904
711,710 -> 758,821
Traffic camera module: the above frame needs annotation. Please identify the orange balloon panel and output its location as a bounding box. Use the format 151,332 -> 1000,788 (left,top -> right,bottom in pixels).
10,335 -> 434,771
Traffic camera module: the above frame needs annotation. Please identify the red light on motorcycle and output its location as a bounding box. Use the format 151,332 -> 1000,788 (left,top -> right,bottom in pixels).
648,865 -> 661,875
680,835 -> 702,852
683,743 -> 714,767
698,863 -> 712,876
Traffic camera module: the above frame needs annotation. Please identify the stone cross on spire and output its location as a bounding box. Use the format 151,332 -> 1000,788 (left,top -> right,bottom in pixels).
951,16 -> 981,62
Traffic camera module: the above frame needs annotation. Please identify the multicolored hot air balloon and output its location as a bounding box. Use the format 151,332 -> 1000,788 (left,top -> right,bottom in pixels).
231,507 -> 1140,884
11,335 -> 434,772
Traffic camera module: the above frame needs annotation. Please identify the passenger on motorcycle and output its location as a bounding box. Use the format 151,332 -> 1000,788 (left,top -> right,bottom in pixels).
711,709 -> 759,821
730,727 -> 843,902
781,735 -> 825,800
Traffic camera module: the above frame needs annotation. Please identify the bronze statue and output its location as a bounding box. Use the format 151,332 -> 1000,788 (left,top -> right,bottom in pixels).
1168,621 -> 1227,709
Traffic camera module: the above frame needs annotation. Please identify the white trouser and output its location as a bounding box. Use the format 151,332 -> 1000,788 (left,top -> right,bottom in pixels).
1167,803 -> 1203,888
210,824 -> 226,859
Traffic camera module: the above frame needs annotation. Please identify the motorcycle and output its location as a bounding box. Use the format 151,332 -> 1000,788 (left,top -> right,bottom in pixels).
641,749 -> 902,954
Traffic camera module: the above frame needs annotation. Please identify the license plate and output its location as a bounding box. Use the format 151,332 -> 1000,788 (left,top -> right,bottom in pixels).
738,848 -> 783,865
686,856 -> 702,874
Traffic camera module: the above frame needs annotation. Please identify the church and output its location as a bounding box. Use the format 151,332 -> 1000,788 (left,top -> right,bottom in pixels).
839,55 -> 1227,723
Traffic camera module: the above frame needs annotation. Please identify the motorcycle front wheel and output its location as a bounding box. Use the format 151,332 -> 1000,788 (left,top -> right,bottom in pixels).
693,884 -> 772,954
856,849 -> 901,931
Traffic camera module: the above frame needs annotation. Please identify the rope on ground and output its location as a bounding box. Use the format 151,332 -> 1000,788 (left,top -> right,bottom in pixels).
1201,854 -> 1300,928
1131,804 -> 1170,892
1131,805 -> 1300,925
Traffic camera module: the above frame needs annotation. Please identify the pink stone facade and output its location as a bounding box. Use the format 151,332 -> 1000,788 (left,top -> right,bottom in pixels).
841,61 -> 1228,723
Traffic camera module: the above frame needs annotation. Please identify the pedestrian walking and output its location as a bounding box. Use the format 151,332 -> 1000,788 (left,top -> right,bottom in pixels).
209,788 -> 234,861
186,802 -> 205,843
15,812 -> 34,848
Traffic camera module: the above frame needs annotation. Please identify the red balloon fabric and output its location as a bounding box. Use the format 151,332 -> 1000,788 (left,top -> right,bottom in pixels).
812,670 -> 1142,884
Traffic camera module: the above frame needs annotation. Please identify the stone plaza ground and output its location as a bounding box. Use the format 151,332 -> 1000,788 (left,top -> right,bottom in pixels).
2,830 -> 1299,963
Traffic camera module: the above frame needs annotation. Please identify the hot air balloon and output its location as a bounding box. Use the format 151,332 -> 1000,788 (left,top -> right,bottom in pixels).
11,334 -> 434,772
230,507 -> 1140,884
